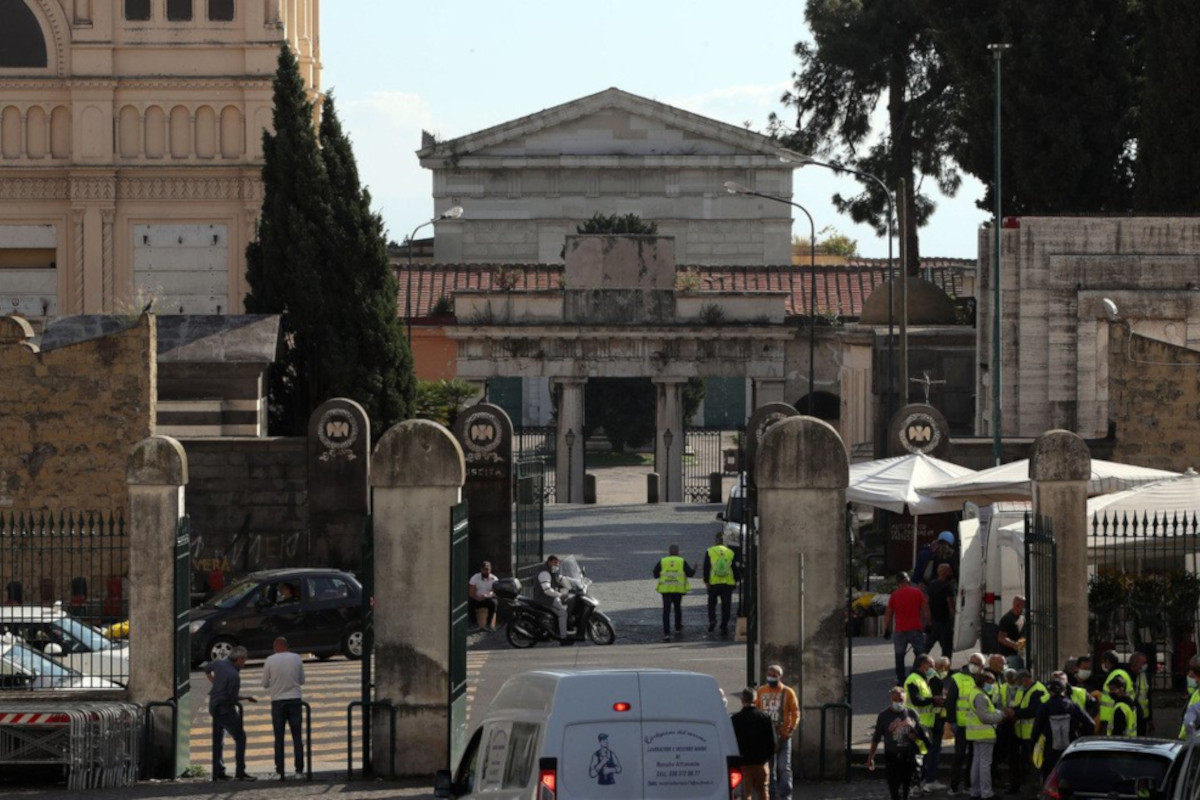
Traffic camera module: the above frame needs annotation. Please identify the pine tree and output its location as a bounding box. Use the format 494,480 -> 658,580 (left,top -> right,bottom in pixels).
246,46 -> 415,435
317,93 -> 415,432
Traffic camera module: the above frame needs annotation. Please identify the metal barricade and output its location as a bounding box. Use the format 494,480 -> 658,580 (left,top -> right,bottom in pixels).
300,700 -> 313,782
0,701 -> 141,790
347,699 -> 396,779
818,701 -> 853,782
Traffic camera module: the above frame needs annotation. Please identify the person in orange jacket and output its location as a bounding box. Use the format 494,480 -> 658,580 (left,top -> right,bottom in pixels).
755,664 -> 800,800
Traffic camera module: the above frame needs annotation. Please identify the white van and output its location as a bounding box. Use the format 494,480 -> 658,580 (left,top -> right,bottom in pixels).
435,669 -> 745,800
953,501 -> 1030,653
716,476 -> 749,550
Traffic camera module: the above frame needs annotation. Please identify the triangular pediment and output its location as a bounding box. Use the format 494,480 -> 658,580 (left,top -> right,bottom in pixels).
418,87 -> 780,163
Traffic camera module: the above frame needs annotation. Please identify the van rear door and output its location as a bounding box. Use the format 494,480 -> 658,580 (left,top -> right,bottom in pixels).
954,518 -> 983,652
637,673 -> 729,800
558,672 -> 645,800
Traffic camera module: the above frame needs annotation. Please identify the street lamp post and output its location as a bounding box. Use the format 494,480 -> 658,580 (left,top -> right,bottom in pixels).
776,148 -> 897,425
405,205 -> 464,341
989,43 -> 1011,466
723,181 -> 817,412
663,428 -> 674,504
564,428 -> 576,504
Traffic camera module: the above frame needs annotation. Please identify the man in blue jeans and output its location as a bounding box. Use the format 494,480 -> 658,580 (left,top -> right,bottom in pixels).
262,636 -> 306,780
205,645 -> 258,781
883,571 -> 930,686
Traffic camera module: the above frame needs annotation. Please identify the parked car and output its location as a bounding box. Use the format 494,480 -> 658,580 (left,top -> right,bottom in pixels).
0,604 -> 130,685
189,568 -> 364,665
0,633 -> 122,691
1041,736 -> 1181,800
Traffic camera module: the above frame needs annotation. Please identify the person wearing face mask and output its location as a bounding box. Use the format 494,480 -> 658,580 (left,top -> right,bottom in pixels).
1070,656 -> 1102,722
755,665 -> 799,800
906,655 -> 946,793
932,656 -> 952,781
1180,659 -> 1200,738
1031,678 -> 1094,781
946,653 -> 985,796
966,670 -> 1013,800
868,686 -> 931,800
1011,670 -> 1049,794
1097,650 -> 1132,735
1106,677 -> 1137,737
536,555 -> 574,646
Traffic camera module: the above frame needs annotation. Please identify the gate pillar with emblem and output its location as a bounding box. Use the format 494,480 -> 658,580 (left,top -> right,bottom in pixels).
756,416 -> 848,776
308,399 -> 370,572
127,435 -> 189,778
453,402 -> 514,576
1029,430 -> 1090,670
370,420 -> 465,776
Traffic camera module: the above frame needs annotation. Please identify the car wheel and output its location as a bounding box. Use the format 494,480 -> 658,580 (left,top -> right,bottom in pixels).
342,628 -> 364,660
207,636 -> 237,663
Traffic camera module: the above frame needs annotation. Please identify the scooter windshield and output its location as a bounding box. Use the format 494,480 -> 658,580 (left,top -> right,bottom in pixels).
559,556 -> 584,582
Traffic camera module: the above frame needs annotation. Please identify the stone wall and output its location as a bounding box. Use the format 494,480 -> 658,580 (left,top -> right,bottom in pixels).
1107,327 -> 1200,471
0,313 -> 154,513
180,438 -> 309,583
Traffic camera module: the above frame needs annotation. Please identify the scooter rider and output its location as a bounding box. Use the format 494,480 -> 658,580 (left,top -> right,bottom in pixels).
536,555 -> 575,647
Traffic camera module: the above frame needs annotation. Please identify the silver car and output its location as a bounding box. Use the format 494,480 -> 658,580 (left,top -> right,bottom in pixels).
0,633 -> 121,691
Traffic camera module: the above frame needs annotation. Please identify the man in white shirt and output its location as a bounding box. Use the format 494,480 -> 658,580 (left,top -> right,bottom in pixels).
262,636 -> 305,780
468,561 -> 499,631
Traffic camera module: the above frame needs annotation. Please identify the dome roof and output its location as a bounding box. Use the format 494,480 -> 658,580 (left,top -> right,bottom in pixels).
859,277 -> 959,325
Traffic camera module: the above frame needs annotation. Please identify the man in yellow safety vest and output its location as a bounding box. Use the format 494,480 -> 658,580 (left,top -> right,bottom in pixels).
965,672 -> 1014,799
703,531 -> 739,637
1097,650 -> 1132,736
653,544 -> 695,642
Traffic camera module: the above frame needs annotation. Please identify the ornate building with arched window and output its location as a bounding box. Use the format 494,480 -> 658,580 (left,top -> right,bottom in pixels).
0,0 -> 320,318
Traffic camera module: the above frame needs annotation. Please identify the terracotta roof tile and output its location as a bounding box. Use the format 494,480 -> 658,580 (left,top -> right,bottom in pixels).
395,259 -> 975,320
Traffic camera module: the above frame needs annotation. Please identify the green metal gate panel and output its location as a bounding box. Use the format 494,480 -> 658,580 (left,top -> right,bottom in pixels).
515,460 -> 545,592
173,515 -> 192,776
449,502 -> 470,769
489,378 -> 523,425
703,377 -> 747,427
1024,514 -> 1058,681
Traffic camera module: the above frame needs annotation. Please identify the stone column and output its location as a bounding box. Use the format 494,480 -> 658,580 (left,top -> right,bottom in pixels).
756,416 -> 849,775
370,420 -> 464,776
555,378 -> 585,504
754,379 -> 787,407
1029,429 -> 1090,669
126,435 -> 189,778
653,378 -> 685,502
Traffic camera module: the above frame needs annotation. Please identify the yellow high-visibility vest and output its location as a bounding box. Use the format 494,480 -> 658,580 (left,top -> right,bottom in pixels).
707,545 -> 736,586
905,673 -> 936,728
964,687 -> 997,742
656,556 -> 689,594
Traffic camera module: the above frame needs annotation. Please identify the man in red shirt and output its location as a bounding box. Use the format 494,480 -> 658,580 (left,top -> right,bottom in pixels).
883,571 -> 930,686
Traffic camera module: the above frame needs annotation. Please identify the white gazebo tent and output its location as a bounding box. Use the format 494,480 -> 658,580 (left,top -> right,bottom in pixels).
922,458 -> 1179,503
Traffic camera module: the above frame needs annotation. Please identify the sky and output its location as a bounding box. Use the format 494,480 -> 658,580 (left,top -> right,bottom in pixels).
321,1 -> 988,260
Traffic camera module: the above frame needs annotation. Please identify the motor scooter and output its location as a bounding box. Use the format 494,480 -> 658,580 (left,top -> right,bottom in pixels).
495,556 -> 616,647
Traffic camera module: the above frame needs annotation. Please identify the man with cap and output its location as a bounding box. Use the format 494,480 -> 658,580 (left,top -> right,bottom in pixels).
588,733 -> 622,785
916,531 -> 958,587
1031,677 -> 1094,780
868,685 -> 931,800
731,687 -> 775,800
885,571 -> 930,686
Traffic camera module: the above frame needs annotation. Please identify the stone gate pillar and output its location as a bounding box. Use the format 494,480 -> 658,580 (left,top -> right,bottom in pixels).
126,435 -> 189,778
653,378 -> 685,502
370,420 -> 465,776
555,378 -> 585,503
756,416 -> 849,776
1029,429 -> 1090,668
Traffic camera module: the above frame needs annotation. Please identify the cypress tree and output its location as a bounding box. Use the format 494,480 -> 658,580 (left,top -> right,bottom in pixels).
317,93 -> 415,432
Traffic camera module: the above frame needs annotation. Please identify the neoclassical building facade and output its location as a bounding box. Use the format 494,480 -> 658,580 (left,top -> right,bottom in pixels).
0,0 -> 320,318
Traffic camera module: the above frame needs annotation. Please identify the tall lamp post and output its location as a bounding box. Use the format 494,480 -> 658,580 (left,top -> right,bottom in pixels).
564,428 -> 576,504
405,205 -> 464,341
663,428 -> 674,504
724,181 -> 818,413
989,43 -> 1011,466
776,147 -> 896,424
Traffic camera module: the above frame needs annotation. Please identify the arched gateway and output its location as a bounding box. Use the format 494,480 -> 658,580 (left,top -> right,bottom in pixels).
448,234 -> 793,502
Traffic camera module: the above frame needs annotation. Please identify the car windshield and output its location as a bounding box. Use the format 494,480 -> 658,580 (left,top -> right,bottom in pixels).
54,617 -> 115,652
1059,751 -> 1172,795
201,578 -> 263,609
1,640 -> 81,680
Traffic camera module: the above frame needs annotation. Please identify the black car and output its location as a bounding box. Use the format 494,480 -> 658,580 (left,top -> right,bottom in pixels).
1041,736 -> 1181,800
189,568 -> 363,665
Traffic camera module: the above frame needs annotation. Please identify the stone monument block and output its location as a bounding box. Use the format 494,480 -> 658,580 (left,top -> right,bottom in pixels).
453,403 -> 514,576
308,399 -> 370,571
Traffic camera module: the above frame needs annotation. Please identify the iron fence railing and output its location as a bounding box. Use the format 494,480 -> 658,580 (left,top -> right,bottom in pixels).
515,427 -> 556,503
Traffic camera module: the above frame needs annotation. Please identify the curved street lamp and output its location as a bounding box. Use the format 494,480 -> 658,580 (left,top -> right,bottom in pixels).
775,147 -> 897,425
405,205 -> 464,341
723,180 -> 818,413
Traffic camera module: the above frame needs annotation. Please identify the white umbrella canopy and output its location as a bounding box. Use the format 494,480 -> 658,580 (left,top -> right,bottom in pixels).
922,458 -> 1178,502
846,453 -> 977,515
1086,469 -> 1200,523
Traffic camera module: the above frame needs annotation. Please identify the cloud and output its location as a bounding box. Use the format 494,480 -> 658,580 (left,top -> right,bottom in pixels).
666,82 -> 793,132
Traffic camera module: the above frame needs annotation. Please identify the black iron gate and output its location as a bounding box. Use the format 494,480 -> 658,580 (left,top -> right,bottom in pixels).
683,427 -> 731,503
449,502 -> 470,769
359,513 -> 374,767
174,516 -> 191,701
515,426 -> 556,503
514,459 -> 545,592
1024,514 -> 1058,681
